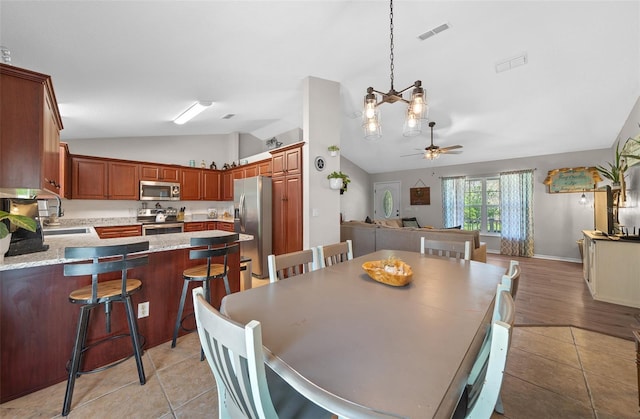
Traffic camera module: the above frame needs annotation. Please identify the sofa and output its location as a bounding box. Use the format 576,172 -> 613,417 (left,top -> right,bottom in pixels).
340,220 -> 487,262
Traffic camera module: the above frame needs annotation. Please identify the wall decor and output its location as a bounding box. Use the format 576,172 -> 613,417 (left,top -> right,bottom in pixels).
314,156 -> 326,171
543,167 -> 601,193
410,179 -> 430,205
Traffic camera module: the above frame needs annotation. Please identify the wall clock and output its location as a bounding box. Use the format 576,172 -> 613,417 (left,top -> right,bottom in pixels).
314,156 -> 326,171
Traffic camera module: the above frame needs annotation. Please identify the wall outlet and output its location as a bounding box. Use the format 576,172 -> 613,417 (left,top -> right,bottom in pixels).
137,302 -> 149,319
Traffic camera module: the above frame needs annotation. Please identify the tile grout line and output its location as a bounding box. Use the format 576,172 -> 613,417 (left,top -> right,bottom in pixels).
570,327 -> 598,418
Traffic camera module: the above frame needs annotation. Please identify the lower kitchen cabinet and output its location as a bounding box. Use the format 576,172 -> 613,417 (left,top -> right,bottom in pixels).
94,225 -> 142,239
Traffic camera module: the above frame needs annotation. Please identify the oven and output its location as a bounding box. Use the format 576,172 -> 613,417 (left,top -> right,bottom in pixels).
142,222 -> 184,236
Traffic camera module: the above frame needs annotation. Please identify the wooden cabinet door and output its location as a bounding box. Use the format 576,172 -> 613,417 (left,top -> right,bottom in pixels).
243,164 -> 258,178
272,176 -> 287,255
206,221 -> 217,230
284,175 -> 303,252
284,147 -> 302,175
181,168 -> 202,200
42,91 -> 61,193
72,156 -> 108,199
203,170 -> 221,201
217,222 -> 235,232
160,166 -> 180,182
59,143 -> 71,199
221,171 -> 234,201
258,159 -> 272,176
95,225 -> 142,238
184,222 -> 205,232
271,152 -> 286,177
108,161 -> 139,200
140,164 -> 180,182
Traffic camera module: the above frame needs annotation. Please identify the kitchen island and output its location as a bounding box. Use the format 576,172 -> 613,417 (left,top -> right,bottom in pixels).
0,228 -> 250,403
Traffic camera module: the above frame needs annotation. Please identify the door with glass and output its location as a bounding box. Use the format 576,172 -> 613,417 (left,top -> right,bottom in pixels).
373,181 -> 401,220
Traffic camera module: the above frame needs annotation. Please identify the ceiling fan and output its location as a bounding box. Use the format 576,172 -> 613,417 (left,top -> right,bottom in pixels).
401,121 -> 463,160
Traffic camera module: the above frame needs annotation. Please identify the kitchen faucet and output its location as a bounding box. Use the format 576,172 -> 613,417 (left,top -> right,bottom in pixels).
33,194 -> 64,218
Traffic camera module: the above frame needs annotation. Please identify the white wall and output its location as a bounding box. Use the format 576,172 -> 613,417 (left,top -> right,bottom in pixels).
616,96 -> 640,230
339,156 -> 371,222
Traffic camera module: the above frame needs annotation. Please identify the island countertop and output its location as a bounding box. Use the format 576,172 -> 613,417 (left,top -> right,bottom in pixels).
1,228 -> 253,272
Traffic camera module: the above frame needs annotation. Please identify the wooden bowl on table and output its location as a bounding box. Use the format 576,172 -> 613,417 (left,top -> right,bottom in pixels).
362,258 -> 413,287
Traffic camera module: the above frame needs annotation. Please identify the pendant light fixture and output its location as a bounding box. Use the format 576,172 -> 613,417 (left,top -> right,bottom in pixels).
363,0 -> 427,140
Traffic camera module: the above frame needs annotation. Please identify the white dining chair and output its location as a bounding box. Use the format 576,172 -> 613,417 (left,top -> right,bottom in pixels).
460,283 -> 515,419
267,248 -> 318,283
420,237 -> 471,260
192,287 -> 334,419
502,260 -> 521,299
317,240 -> 353,268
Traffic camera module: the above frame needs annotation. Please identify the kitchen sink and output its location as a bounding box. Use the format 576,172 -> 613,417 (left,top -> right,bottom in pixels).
43,227 -> 91,236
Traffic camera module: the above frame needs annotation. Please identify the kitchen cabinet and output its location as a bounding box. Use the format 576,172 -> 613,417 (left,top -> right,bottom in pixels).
242,164 -> 258,178
257,159 -> 272,176
271,143 -> 304,255
94,225 -> 142,239
217,221 -> 235,232
202,170 -> 221,201
221,170 -> 235,201
71,156 -> 139,200
0,63 -> 64,197
140,164 -> 180,182
59,143 -> 71,199
184,222 -> 206,232
582,230 -> 640,308
181,168 -> 202,200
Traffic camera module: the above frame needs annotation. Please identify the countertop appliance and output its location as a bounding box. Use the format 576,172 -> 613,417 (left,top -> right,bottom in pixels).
233,176 -> 272,278
139,180 -> 181,201
1,198 -> 49,256
234,176 -> 272,278
136,207 -> 183,235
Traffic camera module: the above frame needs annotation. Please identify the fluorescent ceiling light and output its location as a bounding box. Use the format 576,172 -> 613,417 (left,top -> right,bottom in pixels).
173,101 -> 212,125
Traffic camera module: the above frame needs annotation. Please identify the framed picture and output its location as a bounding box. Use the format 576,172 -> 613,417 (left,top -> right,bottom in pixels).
543,167 -> 601,193
410,187 -> 430,205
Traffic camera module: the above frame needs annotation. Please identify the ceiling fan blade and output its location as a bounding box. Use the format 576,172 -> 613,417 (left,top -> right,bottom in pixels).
441,149 -> 463,155
400,152 -> 426,157
440,145 -> 463,152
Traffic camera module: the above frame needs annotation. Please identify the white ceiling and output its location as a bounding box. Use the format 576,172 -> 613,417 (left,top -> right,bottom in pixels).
1,1 -> 639,174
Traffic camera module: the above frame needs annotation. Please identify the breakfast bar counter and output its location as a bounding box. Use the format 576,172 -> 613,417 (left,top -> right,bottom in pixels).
0,229 -> 248,403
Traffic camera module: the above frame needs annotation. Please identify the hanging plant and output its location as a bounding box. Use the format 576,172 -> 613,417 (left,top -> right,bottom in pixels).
328,145 -> 340,156
327,171 -> 351,193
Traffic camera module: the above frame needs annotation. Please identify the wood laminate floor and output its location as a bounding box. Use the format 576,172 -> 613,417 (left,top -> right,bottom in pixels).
486,254 -> 640,340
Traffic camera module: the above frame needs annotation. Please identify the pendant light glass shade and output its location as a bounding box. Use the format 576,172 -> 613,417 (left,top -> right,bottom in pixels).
402,109 -> 421,137
363,92 -> 381,140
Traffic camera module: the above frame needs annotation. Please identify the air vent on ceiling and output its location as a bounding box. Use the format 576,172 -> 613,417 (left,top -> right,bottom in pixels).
418,23 -> 451,41
495,53 -> 528,73
221,113 -> 235,119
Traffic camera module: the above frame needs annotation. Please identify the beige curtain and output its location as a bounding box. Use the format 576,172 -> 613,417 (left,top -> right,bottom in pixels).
500,169 -> 534,257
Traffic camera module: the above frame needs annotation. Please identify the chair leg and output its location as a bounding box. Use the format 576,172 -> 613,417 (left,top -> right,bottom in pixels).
222,274 -> 231,295
172,279 -> 190,348
495,394 -> 504,414
62,305 -> 91,416
124,295 -> 146,385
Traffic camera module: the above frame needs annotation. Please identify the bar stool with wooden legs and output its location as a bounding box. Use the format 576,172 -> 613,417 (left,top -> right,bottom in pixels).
62,241 -> 149,416
171,234 -> 239,354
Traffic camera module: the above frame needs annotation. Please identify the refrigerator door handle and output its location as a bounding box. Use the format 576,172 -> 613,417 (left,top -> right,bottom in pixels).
239,193 -> 246,232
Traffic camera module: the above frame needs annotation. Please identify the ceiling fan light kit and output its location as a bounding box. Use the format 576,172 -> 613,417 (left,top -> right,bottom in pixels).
362,0 -> 429,139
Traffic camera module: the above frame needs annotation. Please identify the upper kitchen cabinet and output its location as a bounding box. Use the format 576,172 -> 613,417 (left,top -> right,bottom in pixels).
271,143 -> 302,177
59,143 -> 71,199
181,167 -> 202,200
202,170 -> 221,201
257,159 -> 272,176
0,63 -> 64,197
71,156 -> 139,200
139,164 -> 180,182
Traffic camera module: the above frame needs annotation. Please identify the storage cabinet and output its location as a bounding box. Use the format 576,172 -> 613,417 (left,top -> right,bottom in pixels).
181,168 -> 202,200
184,222 -> 205,232
71,156 -> 138,200
221,170 -> 235,201
59,143 -> 71,199
94,225 -> 142,239
217,221 -> 235,232
203,170 -> 221,201
140,164 -> 180,182
0,63 -> 64,196
582,231 -> 640,308
258,159 -> 272,176
271,143 -> 304,255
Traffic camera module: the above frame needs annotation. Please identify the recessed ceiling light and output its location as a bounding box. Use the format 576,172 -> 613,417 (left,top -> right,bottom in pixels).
418,23 -> 451,41
173,101 -> 212,125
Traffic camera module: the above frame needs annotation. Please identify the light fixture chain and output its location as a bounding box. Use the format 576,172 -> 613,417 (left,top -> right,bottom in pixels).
389,0 -> 394,91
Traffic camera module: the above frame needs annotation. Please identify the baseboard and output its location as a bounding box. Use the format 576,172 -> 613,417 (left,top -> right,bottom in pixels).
486,249 -> 582,264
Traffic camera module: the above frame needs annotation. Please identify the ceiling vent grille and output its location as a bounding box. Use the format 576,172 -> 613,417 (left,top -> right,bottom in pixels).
495,53 -> 528,73
418,23 -> 451,41
221,113 -> 235,119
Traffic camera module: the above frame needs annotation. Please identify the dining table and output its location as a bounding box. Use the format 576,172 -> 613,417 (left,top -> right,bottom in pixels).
220,249 -> 506,418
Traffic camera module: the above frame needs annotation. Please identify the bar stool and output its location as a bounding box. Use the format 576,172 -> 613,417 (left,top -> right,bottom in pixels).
62,241 -> 149,416
171,234 -> 239,351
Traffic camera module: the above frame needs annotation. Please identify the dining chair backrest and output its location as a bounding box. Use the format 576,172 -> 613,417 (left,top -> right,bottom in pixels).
317,240 -> 353,268
267,249 -> 318,283
192,286 -> 279,418
420,237 -> 471,261
502,260 -> 521,299
463,285 -> 515,419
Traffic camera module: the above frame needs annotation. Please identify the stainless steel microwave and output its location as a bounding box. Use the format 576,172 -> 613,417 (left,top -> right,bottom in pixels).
139,181 -> 181,201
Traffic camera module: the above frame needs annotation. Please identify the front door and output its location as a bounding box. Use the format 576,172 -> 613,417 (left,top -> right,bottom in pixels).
373,181 -> 401,220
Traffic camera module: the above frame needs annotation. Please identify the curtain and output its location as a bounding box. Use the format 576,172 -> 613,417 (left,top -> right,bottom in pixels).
441,176 -> 465,228
500,169 -> 534,257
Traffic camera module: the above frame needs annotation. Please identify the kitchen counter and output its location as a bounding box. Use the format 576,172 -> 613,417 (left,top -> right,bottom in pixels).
1,228 -> 253,271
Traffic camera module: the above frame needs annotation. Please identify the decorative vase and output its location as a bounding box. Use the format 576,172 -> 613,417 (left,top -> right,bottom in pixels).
329,178 -> 342,190
0,233 -> 11,264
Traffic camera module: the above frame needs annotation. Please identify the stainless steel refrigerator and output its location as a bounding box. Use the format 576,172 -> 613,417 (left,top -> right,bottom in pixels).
234,176 -> 272,278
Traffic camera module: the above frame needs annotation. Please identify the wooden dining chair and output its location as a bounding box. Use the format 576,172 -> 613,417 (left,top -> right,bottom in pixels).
192,286 -> 334,419
455,283 -> 515,419
420,237 -> 471,260
267,248 -> 318,283
502,260 -> 521,299
317,240 -> 353,268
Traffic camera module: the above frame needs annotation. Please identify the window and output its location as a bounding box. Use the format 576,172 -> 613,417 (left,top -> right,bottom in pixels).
463,177 -> 501,233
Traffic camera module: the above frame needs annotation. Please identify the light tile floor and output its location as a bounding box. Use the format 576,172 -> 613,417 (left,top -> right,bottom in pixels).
1,326 -> 637,418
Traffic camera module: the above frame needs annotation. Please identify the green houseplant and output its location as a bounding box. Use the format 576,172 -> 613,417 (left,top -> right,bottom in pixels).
0,210 -> 37,239
328,145 -> 340,157
327,171 -> 351,193
596,140 -> 627,185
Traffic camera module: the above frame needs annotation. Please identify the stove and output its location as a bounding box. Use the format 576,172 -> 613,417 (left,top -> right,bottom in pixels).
137,207 -> 183,235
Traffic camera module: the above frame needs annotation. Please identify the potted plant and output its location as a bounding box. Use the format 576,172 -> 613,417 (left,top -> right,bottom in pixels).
0,210 -> 37,263
327,171 -> 351,193
327,145 -> 340,157
596,140 -> 627,186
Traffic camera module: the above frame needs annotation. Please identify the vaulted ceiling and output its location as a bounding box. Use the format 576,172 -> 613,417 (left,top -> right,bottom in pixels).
1,1 -> 638,173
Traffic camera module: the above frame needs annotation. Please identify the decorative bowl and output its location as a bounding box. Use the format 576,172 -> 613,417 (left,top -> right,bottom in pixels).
362,259 -> 413,287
